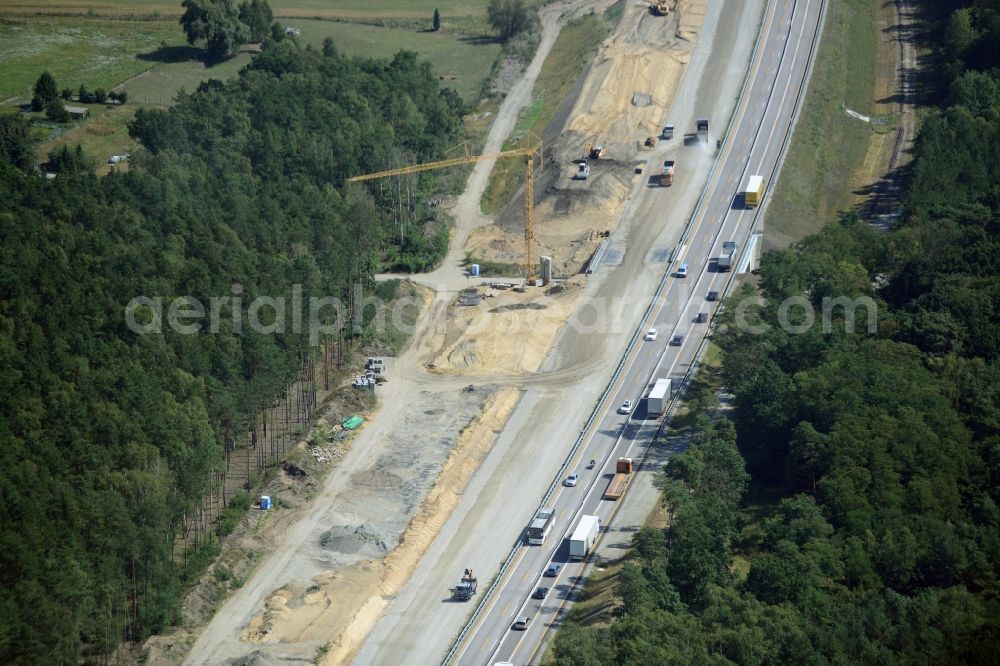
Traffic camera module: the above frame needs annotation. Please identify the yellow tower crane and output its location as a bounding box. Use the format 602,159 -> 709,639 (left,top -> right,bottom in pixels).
347,133 -> 543,282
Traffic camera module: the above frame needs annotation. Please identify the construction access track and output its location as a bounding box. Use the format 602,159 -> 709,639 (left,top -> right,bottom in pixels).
173,0 -> 818,663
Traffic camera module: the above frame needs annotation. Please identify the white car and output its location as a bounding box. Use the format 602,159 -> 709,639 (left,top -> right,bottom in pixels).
618,400 -> 633,414
564,472 -> 579,487
644,328 -> 658,341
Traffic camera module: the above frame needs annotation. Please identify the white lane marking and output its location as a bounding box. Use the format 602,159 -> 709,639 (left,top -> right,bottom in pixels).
477,3 -> 816,666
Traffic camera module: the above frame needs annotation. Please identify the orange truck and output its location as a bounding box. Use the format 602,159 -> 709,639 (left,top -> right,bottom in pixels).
603,457 -> 635,500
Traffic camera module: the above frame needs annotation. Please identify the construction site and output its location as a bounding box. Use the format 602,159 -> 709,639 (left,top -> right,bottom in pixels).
467,0 -> 706,279
161,0 -> 746,663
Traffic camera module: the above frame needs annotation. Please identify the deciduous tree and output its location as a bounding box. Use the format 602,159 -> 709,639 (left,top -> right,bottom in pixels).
180,0 -> 250,62
487,0 -> 530,41
239,0 -> 273,43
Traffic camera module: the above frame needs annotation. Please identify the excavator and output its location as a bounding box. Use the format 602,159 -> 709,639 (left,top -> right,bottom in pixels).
650,0 -> 670,16
583,143 -> 606,160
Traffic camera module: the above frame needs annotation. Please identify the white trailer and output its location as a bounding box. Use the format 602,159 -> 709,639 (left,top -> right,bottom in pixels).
569,515 -> 600,560
718,241 -> 737,271
646,378 -> 672,416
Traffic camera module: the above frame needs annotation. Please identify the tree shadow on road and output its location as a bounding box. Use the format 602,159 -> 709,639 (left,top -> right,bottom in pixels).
137,45 -> 204,64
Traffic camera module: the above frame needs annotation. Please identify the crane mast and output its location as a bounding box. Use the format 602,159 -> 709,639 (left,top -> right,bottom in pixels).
347,134 -> 543,282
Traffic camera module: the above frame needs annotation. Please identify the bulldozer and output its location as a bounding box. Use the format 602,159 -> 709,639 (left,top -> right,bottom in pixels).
583,143 -> 606,160
650,0 -> 670,16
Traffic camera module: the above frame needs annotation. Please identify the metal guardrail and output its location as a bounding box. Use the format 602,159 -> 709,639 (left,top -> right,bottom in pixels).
439,0 -> 825,661
441,241 -> 676,665
651,0 -> 830,449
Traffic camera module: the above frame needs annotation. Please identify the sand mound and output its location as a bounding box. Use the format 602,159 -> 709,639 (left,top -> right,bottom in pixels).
566,1 -> 699,149
350,467 -> 404,491
319,523 -> 391,555
427,278 -> 586,375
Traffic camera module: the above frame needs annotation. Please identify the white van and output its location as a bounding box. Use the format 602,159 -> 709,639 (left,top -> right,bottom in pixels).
676,263 -> 688,278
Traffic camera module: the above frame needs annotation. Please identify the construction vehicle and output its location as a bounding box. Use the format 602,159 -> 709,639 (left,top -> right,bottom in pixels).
348,133 -> 543,283
603,458 -> 635,501
452,569 -> 478,601
650,0 -> 670,16
644,136 -> 657,147
575,162 -> 590,180
743,175 -> 764,207
659,160 -> 675,186
663,124 -> 674,140
696,118 -> 709,137
647,378 -> 672,416
569,515 -> 600,559
718,241 -> 737,271
584,143 -> 606,160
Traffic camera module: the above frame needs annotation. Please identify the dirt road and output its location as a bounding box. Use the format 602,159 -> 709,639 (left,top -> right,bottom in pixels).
180,2 -> 611,664
352,0 -> 765,662
412,0 -> 610,294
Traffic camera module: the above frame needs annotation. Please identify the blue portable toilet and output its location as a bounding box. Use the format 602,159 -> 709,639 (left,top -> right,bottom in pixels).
260,495 -> 272,510
470,264 -> 480,276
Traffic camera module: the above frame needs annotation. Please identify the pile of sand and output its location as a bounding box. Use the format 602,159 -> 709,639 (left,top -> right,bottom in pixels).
426,277 -> 587,375
567,0 -> 704,148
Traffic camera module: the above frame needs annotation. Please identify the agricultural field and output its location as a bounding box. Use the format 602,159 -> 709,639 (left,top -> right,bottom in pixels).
286,18 -> 500,102
0,0 -> 490,20
2,0 -> 504,170
121,45 -> 255,106
0,18 -> 179,101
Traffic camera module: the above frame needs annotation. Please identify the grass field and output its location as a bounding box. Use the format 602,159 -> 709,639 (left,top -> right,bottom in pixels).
286,18 -> 500,102
37,104 -> 138,170
122,46 -> 254,106
0,0 -> 490,20
763,0 -> 881,248
481,14 -> 609,214
0,18 -> 178,101
37,45 -> 255,171
4,0 -> 504,169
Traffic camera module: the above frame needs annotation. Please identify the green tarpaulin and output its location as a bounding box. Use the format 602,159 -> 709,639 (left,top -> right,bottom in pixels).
341,416 -> 364,430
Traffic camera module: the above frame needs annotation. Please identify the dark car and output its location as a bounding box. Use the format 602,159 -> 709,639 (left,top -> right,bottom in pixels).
695,312 -> 708,323
532,586 -> 549,599
707,290 -> 719,302
543,564 -> 561,577
671,334 -> 684,346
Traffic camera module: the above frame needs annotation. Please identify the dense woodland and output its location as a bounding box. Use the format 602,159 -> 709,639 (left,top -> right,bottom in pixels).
553,1 -> 1000,663
0,39 -> 462,662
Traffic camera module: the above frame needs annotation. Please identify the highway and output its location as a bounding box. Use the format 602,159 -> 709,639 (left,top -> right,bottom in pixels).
452,0 -> 826,663
351,0 -> 824,664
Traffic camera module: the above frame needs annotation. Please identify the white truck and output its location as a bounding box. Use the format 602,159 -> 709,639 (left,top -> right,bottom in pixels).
718,241 -> 737,272
569,515 -> 600,560
646,378 -> 672,417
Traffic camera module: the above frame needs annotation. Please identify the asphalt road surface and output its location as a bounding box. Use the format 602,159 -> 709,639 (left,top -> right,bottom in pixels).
353,0 -> 826,663
453,0 -> 827,664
